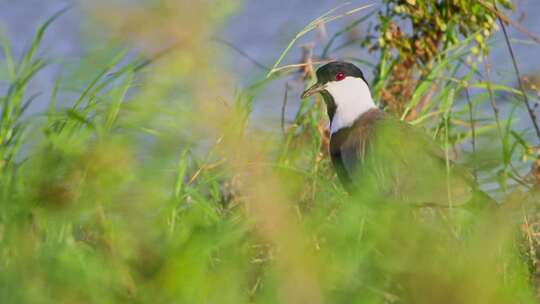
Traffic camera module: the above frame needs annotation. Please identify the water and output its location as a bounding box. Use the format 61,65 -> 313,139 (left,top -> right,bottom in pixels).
222,0 -> 540,130
1,0 -> 539,126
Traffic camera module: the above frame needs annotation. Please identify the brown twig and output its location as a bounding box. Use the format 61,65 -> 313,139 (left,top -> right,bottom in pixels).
494,2 -> 540,141
281,82 -> 290,133
299,43 -> 315,78
483,54 -> 503,139
188,158 -> 227,184
522,211 -> 538,277
465,87 -> 478,182
133,40 -> 185,71
212,37 -> 270,71
484,50 -> 533,185
477,0 -> 540,45
271,60 -> 334,75
188,136 -> 225,184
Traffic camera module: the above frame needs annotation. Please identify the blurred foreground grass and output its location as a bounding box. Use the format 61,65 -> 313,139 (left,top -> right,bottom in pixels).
1,1 -> 540,303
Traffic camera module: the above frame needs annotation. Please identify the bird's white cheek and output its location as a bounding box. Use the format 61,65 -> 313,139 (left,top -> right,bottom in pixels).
326,77 -> 377,134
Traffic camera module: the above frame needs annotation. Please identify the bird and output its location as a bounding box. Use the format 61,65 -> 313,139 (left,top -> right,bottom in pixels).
301,61 -> 490,207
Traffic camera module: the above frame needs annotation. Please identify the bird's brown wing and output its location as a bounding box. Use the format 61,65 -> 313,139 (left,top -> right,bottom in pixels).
330,109 -> 382,193
331,109 -> 475,206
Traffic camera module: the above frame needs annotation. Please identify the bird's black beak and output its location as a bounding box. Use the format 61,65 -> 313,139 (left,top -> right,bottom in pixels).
301,83 -> 325,99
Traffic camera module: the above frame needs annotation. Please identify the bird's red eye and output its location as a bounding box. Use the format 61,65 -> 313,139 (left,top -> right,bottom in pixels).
335,72 -> 345,81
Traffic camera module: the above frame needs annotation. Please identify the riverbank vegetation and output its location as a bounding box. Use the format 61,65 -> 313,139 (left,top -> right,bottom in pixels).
1,1 -> 539,303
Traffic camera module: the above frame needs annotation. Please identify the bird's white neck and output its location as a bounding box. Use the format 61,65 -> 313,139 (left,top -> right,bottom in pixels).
326,77 -> 377,134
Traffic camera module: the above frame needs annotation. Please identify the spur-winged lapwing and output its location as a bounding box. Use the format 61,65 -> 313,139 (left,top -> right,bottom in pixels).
302,61 -> 492,207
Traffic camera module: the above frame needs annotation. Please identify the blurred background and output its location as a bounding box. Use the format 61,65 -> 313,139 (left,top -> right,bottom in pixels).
2,0 -> 539,127
1,1 -> 540,303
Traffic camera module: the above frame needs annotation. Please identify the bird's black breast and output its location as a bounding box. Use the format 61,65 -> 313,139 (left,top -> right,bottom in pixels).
328,108 -> 482,207
329,108 -> 384,192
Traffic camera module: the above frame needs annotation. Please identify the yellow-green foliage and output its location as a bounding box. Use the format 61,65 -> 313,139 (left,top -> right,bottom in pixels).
0,2 -> 538,304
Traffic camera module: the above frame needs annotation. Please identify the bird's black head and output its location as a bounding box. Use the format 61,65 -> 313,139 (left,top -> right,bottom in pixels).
313,61 -> 366,85
302,61 -> 369,123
